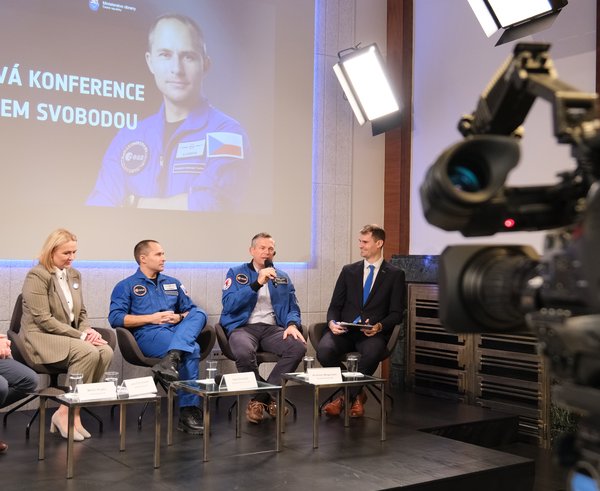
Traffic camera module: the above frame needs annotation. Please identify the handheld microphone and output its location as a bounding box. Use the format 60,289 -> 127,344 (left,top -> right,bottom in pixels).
264,259 -> 286,287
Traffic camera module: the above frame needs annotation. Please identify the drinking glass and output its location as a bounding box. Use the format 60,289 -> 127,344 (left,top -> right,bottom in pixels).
303,355 -> 315,373
104,371 -> 119,387
206,361 -> 217,382
346,354 -> 360,374
68,372 -> 83,397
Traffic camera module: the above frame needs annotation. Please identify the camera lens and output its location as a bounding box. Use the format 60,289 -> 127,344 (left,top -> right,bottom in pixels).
439,245 -> 539,333
419,135 -> 519,234
462,247 -> 539,330
448,163 -> 486,192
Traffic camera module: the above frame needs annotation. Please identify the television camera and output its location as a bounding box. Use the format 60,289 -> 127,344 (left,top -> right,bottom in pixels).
419,42 -> 600,490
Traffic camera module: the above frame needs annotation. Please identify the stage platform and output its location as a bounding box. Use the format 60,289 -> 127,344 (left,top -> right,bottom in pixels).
0,388 -> 540,490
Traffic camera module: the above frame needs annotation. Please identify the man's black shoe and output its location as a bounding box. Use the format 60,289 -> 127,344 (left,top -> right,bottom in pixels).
151,350 -> 181,384
177,406 -> 203,435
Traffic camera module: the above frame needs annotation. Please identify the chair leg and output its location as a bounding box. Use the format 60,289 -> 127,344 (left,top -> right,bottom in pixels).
25,408 -> 40,439
137,401 -> 152,429
3,394 -> 38,427
228,400 -> 237,420
131,375 -> 169,429
82,407 -> 104,433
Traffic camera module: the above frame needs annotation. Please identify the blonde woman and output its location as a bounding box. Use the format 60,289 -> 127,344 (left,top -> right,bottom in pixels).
21,229 -> 113,441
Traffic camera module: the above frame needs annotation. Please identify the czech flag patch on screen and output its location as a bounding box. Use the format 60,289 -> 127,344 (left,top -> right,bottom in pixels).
207,132 -> 244,159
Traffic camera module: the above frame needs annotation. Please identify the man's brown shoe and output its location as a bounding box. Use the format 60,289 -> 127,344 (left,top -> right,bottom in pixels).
350,391 -> 368,418
266,400 -> 290,418
246,399 -> 266,424
323,396 -> 344,417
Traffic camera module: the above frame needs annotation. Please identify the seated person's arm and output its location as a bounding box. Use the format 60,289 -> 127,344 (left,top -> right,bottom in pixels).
123,311 -> 179,328
282,282 -> 305,342
376,270 -> 406,334
221,268 -> 262,315
0,334 -> 12,359
109,283 -> 179,329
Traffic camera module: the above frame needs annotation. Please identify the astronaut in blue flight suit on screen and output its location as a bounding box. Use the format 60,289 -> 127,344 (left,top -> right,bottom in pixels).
86,13 -> 250,212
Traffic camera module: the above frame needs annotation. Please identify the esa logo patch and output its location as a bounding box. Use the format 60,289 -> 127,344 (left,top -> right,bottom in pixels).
133,284 -> 147,296
223,277 -> 232,290
235,273 -> 249,285
121,141 -> 149,174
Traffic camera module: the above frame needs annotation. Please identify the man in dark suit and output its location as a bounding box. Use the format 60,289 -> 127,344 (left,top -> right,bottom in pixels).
317,224 -> 405,418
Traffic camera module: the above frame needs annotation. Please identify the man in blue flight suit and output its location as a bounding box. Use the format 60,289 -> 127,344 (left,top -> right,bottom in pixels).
109,239 -> 207,434
220,232 -> 306,424
86,13 -> 250,212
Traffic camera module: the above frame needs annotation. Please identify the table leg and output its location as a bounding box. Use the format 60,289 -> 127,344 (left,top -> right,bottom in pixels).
235,395 -> 241,438
38,395 -> 46,461
276,389 -> 281,452
343,386 -> 350,427
154,399 -> 161,468
167,384 -> 174,445
280,380 -> 287,434
66,405 -> 75,479
203,395 -> 210,462
119,404 -> 126,451
313,386 -> 319,449
380,382 -> 386,441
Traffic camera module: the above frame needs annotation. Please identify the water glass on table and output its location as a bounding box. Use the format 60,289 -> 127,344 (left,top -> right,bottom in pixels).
104,371 -> 119,388
303,355 -> 315,373
67,372 -> 83,399
346,354 -> 360,375
206,361 -> 217,383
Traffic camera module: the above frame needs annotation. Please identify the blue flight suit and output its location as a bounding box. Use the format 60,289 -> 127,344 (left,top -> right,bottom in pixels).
220,262 -> 305,390
109,268 -> 207,408
220,262 -> 301,334
86,99 -> 250,212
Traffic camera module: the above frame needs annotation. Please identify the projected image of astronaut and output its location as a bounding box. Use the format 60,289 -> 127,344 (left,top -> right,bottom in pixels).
86,13 -> 250,212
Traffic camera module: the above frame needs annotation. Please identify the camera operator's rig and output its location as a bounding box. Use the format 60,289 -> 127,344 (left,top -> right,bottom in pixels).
420,43 -> 600,490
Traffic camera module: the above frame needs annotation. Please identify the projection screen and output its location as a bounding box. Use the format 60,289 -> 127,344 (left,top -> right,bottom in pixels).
0,0 -> 314,262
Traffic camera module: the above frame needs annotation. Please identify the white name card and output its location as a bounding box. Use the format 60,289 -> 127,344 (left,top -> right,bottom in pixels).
124,376 -> 158,397
222,372 -> 258,391
307,367 -> 343,384
76,382 -> 117,401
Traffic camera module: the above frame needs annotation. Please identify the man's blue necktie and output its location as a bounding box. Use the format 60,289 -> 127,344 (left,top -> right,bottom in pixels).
363,265 -> 375,305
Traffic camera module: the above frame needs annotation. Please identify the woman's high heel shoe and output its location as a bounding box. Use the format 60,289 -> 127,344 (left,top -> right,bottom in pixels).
50,412 -> 84,441
75,423 -> 91,439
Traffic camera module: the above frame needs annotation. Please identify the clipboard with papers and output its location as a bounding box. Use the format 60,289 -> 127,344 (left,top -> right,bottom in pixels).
339,322 -> 370,329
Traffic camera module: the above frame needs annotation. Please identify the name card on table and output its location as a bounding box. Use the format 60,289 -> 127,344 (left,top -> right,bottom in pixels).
222,372 -> 258,391
76,382 -> 117,401
307,367 -> 343,385
124,376 -> 158,397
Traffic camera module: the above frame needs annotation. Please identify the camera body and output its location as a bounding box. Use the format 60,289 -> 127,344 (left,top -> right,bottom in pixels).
420,43 -> 600,489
